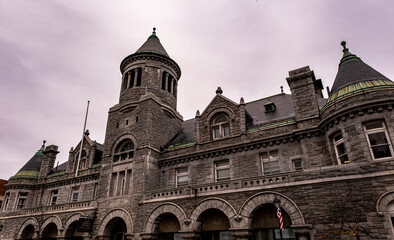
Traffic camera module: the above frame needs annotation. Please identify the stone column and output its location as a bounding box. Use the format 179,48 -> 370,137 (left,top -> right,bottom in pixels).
133,69 -> 138,88
127,72 -> 131,89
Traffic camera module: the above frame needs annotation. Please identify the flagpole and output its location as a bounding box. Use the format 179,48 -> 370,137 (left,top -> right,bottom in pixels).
75,101 -> 90,177
274,196 -> 284,240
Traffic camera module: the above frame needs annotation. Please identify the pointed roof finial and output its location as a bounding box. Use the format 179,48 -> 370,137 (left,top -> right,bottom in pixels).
341,41 -> 348,53
216,87 -> 223,95
280,86 -> 284,94
36,140 -> 46,155
153,27 -> 156,35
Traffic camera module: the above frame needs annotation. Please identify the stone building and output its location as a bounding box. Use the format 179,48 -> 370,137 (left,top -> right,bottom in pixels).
1,29 -> 394,240
0,179 -> 8,210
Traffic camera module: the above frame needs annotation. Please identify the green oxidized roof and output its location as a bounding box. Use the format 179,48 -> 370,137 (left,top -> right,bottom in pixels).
327,41 -> 393,103
11,141 -> 46,179
135,28 -> 169,57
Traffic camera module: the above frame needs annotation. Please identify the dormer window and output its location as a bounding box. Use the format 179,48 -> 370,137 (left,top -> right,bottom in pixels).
264,101 -> 276,113
212,114 -> 230,139
114,139 -> 135,162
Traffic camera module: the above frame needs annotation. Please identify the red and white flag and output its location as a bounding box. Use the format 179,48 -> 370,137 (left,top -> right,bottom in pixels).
276,203 -> 284,231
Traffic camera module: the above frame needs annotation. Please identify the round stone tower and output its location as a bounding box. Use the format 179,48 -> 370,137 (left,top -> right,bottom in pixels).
119,28 -> 181,111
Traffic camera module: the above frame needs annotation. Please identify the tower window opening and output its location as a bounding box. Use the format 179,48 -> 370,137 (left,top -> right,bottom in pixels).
136,68 -> 142,86
129,70 -> 135,88
167,75 -> 173,93
162,72 -> 167,90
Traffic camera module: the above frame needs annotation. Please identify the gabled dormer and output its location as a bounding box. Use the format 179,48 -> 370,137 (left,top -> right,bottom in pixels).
195,87 -> 251,143
66,130 -> 103,175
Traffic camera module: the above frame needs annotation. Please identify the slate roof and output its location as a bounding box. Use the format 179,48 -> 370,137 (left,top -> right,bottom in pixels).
135,28 -> 169,57
166,93 -> 327,149
330,42 -> 391,95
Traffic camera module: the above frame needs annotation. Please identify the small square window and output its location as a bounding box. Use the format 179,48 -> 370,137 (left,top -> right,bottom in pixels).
215,160 -> 230,181
71,186 -> 80,202
293,159 -> 303,171
176,167 -> 188,187
261,150 -> 280,175
49,190 -> 58,205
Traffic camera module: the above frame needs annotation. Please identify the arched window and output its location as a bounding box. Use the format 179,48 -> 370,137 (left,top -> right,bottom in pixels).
114,140 -> 135,162
212,114 -> 230,139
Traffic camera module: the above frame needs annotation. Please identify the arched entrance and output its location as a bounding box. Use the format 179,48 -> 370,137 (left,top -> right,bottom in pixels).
65,220 -> 84,240
20,224 -> 35,240
41,222 -> 58,240
198,209 -> 232,240
155,213 -> 181,240
251,204 -> 294,240
103,217 -> 127,240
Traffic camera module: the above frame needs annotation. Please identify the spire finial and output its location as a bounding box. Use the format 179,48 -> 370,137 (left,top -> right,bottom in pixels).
280,86 -> 284,94
42,140 -> 46,148
153,27 -> 156,35
341,41 -> 348,53
216,87 -> 223,95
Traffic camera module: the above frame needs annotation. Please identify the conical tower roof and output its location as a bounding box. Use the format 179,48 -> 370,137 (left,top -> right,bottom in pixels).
135,28 -> 169,57
327,41 -> 393,102
11,141 -> 46,179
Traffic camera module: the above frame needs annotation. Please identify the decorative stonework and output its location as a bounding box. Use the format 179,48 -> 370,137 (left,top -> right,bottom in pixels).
98,208 -> 133,237
144,203 -> 187,233
16,217 -> 39,239
40,215 -> 63,236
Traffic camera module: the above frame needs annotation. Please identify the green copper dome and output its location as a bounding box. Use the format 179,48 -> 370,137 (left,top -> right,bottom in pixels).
327,41 -> 393,104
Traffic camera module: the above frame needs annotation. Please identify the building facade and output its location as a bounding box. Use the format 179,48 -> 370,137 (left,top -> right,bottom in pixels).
1,30 -> 394,240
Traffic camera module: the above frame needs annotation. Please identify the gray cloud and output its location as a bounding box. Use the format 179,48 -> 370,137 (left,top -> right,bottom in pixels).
1,0 -> 393,179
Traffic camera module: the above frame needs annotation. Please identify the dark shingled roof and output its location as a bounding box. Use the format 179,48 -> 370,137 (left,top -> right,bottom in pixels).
167,118 -> 196,147
135,28 -> 169,57
330,42 -> 391,95
166,93 -> 328,148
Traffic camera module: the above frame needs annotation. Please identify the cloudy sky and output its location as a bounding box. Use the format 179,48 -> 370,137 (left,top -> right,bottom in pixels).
0,0 -> 393,180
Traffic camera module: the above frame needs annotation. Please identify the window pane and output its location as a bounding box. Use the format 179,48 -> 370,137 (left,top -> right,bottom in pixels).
336,143 -> 347,156
269,150 -> 278,159
223,125 -> 230,136
293,159 -> 302,170
368,132 -> 388,146
215,116 -> 227,123
334,133 -> 343,142
216,160 -> 229,168
372,145 -> 392,159
365,121 -> 383,130
177,167 -> 188,174
339,154 -> 349,164
214,127 -> 220,138
217,169 -> 230,179
177,175 -> 188,186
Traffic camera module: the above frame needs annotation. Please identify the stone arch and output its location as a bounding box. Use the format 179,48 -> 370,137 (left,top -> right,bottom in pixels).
377,191 -> 394,214
61,212 -> 87,238
111,134 -> 138,155
189,197 -> 237,229
239,191 -> 304,227
98,208 -> 133,237
206,107 -> 235,123
144,203 -> 187,233
16,217 -> 39,239
40,215 -> 63,237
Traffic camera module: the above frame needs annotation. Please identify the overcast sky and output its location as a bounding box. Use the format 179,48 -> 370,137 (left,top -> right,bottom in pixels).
0,0 -> 393,180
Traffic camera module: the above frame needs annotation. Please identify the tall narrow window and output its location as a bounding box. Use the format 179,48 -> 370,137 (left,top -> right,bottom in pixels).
212,114 -> 230,139
136,68 -> 142,86
167,75 -> 173,93
333,132 -> 349,164
215,160 -> 230,182
261,150 -> 280,175
364,120 -> 393,159
176,167 -> 188,187
161,72 -> 167,90
49,190 -> 58,205
71,186 -> 80,202
2,192 -> 10,212
110,170 -> 131,197
113,140 -> 134,162
129,70 -> 135,88
16,192 -> 28,210
117,171 -> 126,196
93,183 -> 99,200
